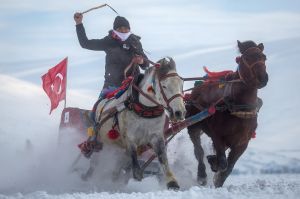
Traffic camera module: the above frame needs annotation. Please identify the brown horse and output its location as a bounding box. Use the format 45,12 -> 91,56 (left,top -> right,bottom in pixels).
186,40 -> 268,187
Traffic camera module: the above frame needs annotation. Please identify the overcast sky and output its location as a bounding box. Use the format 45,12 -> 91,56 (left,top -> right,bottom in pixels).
1,0 -> 299,89
0,0 -> 300,152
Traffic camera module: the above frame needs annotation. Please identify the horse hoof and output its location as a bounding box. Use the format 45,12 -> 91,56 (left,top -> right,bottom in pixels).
213,173 -> 225,188
133,174 -> 143,181
133,170 -> 143,181
207,155 -> 218,172
214,180 -> 224,188
197,177 -> 207,186
167,181 -> 180,190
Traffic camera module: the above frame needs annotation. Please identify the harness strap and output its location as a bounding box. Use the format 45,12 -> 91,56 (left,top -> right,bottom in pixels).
230,111 -> 257,119
93,101 -> 127,139
132,84 -> 162,107
223,97 -> 258,112
131,102 -> 164,118
94,106 -> 118,134
167,94 -> 184,105
181,77 -> 206,81
128,76 -> 166,118
158,73 -> 184,107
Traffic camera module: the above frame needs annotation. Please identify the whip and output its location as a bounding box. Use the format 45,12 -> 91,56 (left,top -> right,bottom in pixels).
81,4 -> 119,15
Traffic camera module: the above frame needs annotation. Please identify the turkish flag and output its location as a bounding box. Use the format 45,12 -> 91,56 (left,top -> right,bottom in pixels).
42,57 -> 67,114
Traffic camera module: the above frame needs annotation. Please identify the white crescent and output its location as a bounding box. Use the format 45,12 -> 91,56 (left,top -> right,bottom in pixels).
53,73 -> 64,94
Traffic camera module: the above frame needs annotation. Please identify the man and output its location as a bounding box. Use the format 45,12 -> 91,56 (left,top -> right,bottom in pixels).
74,13 -> 149,157
74,13 -> 149,92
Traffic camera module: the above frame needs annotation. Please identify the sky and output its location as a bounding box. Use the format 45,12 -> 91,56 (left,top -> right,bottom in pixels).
0,0 -> 300,165
1,0 -> 300,92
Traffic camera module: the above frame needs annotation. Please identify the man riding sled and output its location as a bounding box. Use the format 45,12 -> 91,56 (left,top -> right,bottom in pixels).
74,12 -> 149,157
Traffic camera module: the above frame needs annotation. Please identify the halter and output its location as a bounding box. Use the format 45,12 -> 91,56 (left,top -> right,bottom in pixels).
238,47 -> 266,83
132,66 -> 184,117
157,72 -> 184,111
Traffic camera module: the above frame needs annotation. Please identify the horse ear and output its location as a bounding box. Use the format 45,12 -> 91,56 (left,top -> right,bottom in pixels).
237,40 -> 243,53
258,43 -> 264,51
237,40 -> 242,48
168,57 -> 176,70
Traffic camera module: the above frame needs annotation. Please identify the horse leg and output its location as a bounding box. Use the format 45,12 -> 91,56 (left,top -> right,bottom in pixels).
214,144 -> 248,188
209,136 -> 227,172
112,153 -> 132,184
81,153 -> 99,181
128,143 -> 143,181
207,154 -> 218,172
151,137 -> 180,190
188,126 -> 207,186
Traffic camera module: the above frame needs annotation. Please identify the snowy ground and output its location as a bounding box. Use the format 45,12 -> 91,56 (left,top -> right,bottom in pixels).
1,174 -> 299,199
0,124 -> 299,199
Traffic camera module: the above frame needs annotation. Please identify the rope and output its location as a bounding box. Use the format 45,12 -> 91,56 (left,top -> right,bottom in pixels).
183,79 -> 242,93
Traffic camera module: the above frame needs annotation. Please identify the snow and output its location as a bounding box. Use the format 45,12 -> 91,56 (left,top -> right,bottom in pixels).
1,174 -> 299,199
0,105 -> 299,199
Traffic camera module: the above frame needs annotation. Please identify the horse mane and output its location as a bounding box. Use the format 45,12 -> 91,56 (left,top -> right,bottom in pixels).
237,40 -> 258,54
157,57 -> 176,77
144,57 -> 176,77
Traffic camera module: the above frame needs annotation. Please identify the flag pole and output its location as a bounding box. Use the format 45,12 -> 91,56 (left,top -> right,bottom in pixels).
64,57 -> 68,109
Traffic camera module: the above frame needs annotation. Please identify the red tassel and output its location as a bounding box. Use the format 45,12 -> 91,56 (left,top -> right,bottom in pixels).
107,129 -> 120,140
208,106 -> 216,115
251,131 -> 256,139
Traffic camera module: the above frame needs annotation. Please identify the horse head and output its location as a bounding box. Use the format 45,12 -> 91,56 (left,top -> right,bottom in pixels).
154,57 -> 186,122
237,40 -> 268,89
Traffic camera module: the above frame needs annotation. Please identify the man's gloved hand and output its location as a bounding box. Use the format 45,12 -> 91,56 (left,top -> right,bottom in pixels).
133,54 -> 144,65
74,12 -> 83,25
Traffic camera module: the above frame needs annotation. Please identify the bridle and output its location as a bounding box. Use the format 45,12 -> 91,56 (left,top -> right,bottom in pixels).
157,72 -> 184,111
238,47 -> 266,84
132,65 -> 184,115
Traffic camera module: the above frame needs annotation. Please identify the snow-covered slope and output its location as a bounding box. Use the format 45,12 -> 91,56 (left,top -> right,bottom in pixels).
233,148 -> 300,175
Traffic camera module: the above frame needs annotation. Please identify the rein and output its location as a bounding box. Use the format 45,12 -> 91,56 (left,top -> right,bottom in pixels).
129,65 -> 184,117
158,73 -> 184,109
183,47 -> 266,119
181,73 -> 243,93
181,47 -> 265,92
131,73 -> 183,116
238,47 -> 266,84
132,84 -> 162,107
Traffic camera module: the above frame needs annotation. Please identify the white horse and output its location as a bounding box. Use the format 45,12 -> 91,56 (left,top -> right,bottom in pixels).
83,57 -> 186,190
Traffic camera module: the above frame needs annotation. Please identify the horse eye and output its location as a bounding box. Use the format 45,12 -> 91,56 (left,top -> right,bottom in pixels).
162,85 -> 167,89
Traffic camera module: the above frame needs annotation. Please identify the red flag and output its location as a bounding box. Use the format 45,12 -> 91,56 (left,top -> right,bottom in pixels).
42,57 -> 67,114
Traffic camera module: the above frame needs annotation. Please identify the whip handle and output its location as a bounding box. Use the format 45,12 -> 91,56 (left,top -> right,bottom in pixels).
81,4 -> 107,14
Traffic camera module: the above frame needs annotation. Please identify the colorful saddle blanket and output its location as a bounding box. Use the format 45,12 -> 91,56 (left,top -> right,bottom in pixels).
101,76 -> 134,99
203,66 -> 234,81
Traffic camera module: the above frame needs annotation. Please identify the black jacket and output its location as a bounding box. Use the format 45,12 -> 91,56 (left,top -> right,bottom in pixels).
76,24 -> 149,88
